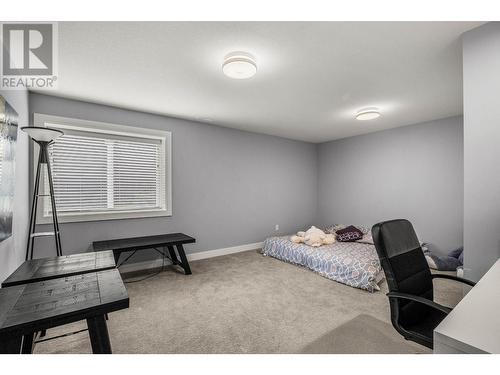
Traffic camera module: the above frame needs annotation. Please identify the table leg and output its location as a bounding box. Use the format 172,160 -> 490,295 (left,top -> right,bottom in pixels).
113,250 -> 121,265
0,333 -> 22,354
87,315 -> 112,354
176,244 -> 192,275
21,332 -> 35,354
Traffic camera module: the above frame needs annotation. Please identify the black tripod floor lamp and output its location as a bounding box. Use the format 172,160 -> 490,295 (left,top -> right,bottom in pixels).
22,126 -> 64,260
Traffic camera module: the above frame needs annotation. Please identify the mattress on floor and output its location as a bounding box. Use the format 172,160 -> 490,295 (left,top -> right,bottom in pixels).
262,236 -> 383,292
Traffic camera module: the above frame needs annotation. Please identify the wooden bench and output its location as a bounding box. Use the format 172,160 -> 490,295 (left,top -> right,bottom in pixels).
92,233 -> 196,275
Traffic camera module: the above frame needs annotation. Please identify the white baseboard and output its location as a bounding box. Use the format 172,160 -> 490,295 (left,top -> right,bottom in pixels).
187,242 -> 263,261
118,241 -> 263,274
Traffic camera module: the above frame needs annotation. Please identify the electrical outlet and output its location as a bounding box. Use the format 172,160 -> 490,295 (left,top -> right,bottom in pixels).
275,224 -> 279,231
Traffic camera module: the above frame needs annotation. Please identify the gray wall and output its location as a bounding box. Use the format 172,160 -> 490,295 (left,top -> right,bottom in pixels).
317,116 -> 464,255
0,89 -> 30,284
29,93 -> 317,261
463,22 -> 500,281
24,94 -> 466,270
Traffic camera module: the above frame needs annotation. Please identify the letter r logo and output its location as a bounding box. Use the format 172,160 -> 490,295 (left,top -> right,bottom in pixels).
2,23 -> 53,76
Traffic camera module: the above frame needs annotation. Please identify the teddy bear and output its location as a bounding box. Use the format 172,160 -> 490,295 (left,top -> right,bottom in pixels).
290,226 -> 336,247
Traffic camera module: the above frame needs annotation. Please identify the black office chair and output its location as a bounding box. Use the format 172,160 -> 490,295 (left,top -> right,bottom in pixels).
371,219 -> 476,349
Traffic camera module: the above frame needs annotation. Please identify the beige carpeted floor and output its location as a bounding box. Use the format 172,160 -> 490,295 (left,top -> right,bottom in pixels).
34,249 -> 463,354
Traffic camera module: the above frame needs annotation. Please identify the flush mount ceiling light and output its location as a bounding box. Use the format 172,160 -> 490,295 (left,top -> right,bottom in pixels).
222,52 -> 257,79
355,107 -> 381,121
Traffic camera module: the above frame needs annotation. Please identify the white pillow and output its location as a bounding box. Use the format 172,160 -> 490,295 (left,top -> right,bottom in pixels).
324,224 -> 346,234
356,232 -> 374,244
425,255 -> 438,270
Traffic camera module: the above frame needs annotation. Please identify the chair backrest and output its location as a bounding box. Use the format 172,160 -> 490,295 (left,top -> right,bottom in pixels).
371,219 -> 433,328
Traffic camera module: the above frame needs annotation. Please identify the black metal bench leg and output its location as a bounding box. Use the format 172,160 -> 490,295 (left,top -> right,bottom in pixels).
87,315 -> 112,354
21,332 -> 35,354
176,244 -> 192,275
167,245 -> 180,265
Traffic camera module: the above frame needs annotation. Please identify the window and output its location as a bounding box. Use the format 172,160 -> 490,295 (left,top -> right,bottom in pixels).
34,114 -> 171,223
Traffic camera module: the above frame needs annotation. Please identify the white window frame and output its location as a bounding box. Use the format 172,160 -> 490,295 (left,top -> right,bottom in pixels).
33,113 -> 172,223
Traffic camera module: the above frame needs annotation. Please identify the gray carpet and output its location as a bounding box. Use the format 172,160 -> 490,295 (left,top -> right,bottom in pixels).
34,250 -> 463,354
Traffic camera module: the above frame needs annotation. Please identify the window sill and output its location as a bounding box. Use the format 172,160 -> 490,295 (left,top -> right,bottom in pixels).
37,208 -> 172,224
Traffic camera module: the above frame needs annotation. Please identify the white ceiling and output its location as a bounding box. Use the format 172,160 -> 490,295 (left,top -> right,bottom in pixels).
42,22 -> 483,143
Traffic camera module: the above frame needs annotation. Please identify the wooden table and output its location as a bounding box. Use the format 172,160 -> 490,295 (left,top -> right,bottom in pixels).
0,269 -> 128,354
93,233 -> 195,275
2,250 -> 116,288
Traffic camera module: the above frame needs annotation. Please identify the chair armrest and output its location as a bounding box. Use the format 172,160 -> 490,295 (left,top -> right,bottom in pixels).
387,292 -> 452,314
431,274 -> 476,287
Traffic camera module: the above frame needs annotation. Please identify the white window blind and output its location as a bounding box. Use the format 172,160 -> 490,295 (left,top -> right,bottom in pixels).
34,115 -> 171,223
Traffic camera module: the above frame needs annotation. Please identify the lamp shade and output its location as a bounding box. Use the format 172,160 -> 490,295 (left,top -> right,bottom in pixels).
21,126 -> 64,143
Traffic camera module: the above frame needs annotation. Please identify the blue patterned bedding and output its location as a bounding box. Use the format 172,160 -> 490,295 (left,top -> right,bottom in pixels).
262,236 -> 383,292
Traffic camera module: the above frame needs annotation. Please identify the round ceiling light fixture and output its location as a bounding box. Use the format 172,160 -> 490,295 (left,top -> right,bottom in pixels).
222,51 -> 257,79
355,107 -> 381,121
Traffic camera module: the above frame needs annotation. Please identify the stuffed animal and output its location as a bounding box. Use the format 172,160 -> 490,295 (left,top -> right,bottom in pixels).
291,226 -> 336,247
